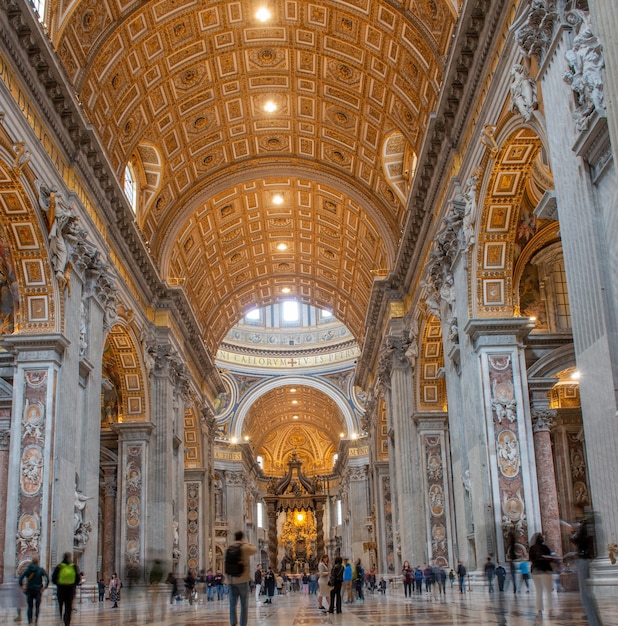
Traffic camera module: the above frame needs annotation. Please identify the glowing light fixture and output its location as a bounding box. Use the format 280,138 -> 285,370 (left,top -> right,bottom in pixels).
293,415 -> 299,420
244,435 -> 250,441
351,432 -> 358,440
272,193 -> 284,204
296,512 -> 304,522
571,370 -> 581,380
264,100 -> 277,113
277,243 -> 288,251
340,432 -> 345,438
290,388 -> 297,393
256,7 -> 271,22
231,436 -> 238,444
281,287 -> 291,294
291,399 -> 298,405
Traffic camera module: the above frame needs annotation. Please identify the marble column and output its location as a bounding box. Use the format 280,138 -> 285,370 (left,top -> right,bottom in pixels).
267,500 -> 278,569
113,422 -> 154,579
146,340 -> 186,569
465,319 -> 537,563
531,409 -> 561,557
416,416 -> 453,568
529,11 -> 618,568
185,471 -> 205,574
588,1 -> 618,165
1,334 -> 68,579
0,429 -> 9,582
346,465 -> 369,561
101,468 -> 117,582
379,327 -> 422,567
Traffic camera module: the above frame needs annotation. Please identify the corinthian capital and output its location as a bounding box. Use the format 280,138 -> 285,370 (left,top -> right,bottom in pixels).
532,409 -> 557,432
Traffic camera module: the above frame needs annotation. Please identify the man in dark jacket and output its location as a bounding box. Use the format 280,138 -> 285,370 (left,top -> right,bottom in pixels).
19,555 -> 49,625
51,552 -> 78,626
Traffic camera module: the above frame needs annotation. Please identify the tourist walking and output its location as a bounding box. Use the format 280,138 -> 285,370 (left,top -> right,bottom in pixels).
51,552 -> 78,626
343,559 -> 353,603
215,569 -> 225,600
565,512 -> 603,626
484,557 -> 496,592
263,567 -> 275,604
254,564 -> 262,603
226,530 -> 257,626
109,573 -> 121,608
328,556 -> 344,614
456,561 -> 467,593
354,559 -> 365,601
529,533 -> 553,616
519,559 -> 531,592
317,554 -> 330,610
402,561 -> 413,597
495,564 -> 507,592
19,556 -> 49,625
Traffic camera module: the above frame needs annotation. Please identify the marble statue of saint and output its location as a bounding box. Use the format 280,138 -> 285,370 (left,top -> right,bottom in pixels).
509,64 -> 538,121
564,11 -> 605,131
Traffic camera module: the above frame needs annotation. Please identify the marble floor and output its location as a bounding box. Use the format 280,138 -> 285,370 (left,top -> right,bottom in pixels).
1,585 -> 615,626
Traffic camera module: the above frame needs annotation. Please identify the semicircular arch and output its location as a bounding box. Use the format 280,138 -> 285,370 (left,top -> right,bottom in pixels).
0,150 -> 57,334
473,127 -> 546,318
230,375 -> 357,440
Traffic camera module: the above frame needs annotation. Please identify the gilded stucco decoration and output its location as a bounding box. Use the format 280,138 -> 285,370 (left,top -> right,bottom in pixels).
244,385 -> 345,474
47,0 -> 458,353
475,129 -> 545,316
418,316 -> 445,411
102,324 -> 148,425
0,151 -> 55,334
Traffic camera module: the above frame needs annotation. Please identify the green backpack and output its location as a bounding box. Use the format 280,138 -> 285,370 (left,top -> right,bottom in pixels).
57,562 -> 76,585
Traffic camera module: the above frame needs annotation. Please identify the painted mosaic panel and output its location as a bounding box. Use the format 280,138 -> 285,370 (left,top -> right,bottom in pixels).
186,482 -> 200,571
16,369 -> 48,571
124,444 -> 143,574
424,434 -> 449,567
487,354 -> 528,557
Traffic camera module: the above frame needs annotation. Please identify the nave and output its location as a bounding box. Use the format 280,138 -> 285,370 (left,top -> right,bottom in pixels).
3,587 -> 616,626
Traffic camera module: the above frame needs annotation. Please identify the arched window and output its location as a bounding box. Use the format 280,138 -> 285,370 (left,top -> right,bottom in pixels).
30,0 -> 47,22
124,163 -> 137,213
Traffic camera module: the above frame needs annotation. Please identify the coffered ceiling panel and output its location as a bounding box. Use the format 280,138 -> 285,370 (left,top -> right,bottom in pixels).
243,385 -> 345,474
48,0 -> 457,350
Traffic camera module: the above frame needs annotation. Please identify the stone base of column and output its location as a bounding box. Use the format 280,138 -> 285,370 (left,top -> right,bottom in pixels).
589,558 -> 618,597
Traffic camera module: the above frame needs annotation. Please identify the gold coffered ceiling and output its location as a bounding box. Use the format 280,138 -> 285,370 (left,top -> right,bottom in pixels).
49,0 -> 457,349
243,385 -> 346,474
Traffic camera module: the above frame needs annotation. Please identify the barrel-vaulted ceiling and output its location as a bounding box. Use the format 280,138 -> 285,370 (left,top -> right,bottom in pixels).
48,0 -> 458,351
243,385 -> 346,475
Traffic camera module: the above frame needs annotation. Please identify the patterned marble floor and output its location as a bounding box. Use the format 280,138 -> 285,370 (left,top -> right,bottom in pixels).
1,585 -> 615,626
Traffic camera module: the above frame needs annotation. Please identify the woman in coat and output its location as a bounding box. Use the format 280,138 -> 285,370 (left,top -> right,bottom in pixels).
109,573 -> 121,608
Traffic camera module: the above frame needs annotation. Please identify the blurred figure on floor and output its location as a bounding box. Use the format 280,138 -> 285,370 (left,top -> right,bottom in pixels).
529,533 -> 553,616
564,512 -> 603,626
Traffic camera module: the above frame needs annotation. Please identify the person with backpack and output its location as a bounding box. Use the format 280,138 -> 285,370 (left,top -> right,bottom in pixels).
225,530 -> 257,626
51,552 -> 78,625
456,561 -> 467,593
19,555 -> 49,625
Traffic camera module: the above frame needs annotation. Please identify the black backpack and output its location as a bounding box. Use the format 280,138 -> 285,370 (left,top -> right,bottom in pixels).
225,543 -> 244,577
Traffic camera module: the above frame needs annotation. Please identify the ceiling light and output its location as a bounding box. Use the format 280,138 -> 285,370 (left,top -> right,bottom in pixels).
256,7 -> 271,22
281,287 -> 291,294
351,432 -> 358,440
264,100 -> 277,113
571,370 -> 581,380
244,435 -> 250,441
289,388 -> 296,393
291,399 -> 298,405
272,193 -> 284,204
231,436 -> 238,444
277,243 -> 288,251
293,415 -> 299,420
340,432 -> 345,438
